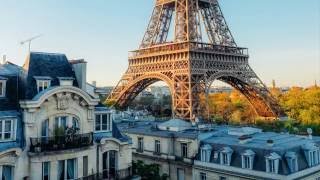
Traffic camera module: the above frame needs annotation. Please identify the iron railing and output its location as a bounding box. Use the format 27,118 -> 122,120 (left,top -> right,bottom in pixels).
129,41 -> 248,58
76,168 -> 132,180
29,132 -> 93,153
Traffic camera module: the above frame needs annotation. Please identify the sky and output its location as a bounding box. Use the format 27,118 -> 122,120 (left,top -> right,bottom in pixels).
0,0 -> 319,87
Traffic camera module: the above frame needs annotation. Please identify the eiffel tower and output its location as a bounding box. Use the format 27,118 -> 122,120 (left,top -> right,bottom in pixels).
107,0 -> 283,120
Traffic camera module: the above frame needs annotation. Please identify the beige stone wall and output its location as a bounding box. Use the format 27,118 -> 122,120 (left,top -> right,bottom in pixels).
1,87 -> 132,179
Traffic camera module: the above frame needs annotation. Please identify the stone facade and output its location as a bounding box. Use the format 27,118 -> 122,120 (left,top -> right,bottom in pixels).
118,120 -> 320,180
0,53 -> 132,180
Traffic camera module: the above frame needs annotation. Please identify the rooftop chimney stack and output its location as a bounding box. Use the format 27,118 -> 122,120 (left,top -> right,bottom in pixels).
69,59 -> 87,91
307,128 -> 313,140
2,55 -> 6,64
92,81 -> 97,87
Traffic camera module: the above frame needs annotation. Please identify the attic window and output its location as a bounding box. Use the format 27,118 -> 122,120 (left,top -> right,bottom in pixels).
58,77 -> 74,86
34,76 -> 52,93
265,152 -> 281,174
219,147 -> 233,166
302,143 -> 320,167
0,79 -> 7,98
200,144 -> 212,162
285,152 -> 298,173
241,149 -> 255,169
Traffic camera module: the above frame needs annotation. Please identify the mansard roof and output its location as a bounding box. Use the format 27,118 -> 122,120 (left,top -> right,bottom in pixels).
0,61 -> 22,76
199,127 -> 320,175
22,52 -> 78,99
0,62 -> 22,111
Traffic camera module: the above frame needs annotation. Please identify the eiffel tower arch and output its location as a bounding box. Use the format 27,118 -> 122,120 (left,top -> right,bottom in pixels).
107,0 -> 284,120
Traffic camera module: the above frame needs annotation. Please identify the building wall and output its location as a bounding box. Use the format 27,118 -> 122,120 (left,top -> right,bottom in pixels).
133,153 -> 193,180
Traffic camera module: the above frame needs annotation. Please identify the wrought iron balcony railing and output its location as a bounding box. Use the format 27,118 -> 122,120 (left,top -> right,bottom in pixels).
76,168 -> 132,180
29,132 -> 93,153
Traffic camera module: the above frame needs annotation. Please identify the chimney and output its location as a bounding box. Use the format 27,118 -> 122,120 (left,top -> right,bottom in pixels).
92,81 -> 97,87
1,55 -> 6,64
69,59 -> 87,91
307,128 -> 313,140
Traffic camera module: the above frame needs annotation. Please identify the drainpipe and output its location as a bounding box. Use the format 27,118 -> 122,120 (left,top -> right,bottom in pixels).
97,144 -> 100,176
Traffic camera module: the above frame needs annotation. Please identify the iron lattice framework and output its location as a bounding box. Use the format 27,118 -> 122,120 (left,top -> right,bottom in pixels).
108,0 -> 284,120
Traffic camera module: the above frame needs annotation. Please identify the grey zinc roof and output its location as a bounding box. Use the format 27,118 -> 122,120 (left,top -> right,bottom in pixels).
0,62 -> 23,76
117,120 -> 201,139
199,127 -> 320,175
0,62 -> 22,111
22,52 -> 78,99
0,110 -> 20,118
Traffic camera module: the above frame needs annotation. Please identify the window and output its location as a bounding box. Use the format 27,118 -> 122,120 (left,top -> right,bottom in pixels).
72,117 -> 79,130
243,156 -> 251,169
308,150 -> 320,167
58,159 -> 77,180
41,119 -> 49,137
0,80 -> 6,98
58,160 -> 65,180
177,168 -> 185,180
181,143 -> 188,158
155,140 -> 161,155
42,162 -> 50,180
241,150 -> 255,169
285,152 -> 298,173
1,165 -> 13,180
303,143 -> 320,167
83,156 -> 88,177
267,159 -> 276,173
265,152 -> 280,174
55,116 -> 67,130
137,137 -> 144,152
200,145 -> 212,162
200,172 -> 206,180
219,147 -> 233,166
37,80 -> 51,92
222,153 -> 228,165
0,119 -> 15,141
67,159 -> 77,179
95,114 -> 112,132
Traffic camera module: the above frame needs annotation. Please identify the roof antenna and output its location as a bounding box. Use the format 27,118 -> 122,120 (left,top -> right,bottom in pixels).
20,34 -> 43,53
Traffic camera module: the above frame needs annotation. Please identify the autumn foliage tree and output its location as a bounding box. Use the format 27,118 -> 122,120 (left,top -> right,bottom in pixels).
206,85 -> 320,126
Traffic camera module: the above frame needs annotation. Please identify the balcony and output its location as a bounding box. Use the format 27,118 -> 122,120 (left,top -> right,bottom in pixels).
29,132 -> 93,153
76,168 -> 132,180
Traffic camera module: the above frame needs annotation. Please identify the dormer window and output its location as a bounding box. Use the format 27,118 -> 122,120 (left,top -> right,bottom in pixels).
34,76 -> 52,93
285,152 -> 298,173
302,143 -> 320,167
265,152 -> 281,174
0,78 -> 7,98
0,119 -> 16,141
58,77 -> 74,86
241,149 -> 255,169
219,147 -> 233,166
200,144 -> 212,162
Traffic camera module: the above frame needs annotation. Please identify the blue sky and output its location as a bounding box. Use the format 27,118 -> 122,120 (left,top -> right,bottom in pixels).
0,0 -> 319,87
